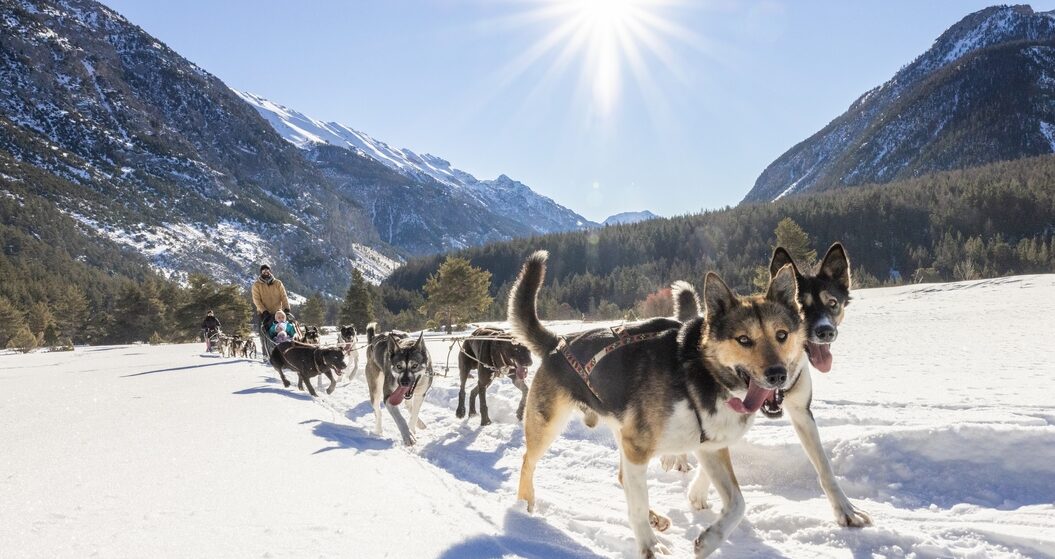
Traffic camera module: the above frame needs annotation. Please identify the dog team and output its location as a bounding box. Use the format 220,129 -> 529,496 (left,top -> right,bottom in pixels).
265,242 -> 869,557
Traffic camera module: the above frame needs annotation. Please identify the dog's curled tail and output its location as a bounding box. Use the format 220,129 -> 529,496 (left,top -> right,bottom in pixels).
366,322 -> 378,344
671,280 -> 701,322
508,251 -> 560,356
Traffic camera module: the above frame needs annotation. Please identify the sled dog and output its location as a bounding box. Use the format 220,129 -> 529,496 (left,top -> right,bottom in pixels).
455,327 -> 533,427
338,324 -> 360,378
269,343 -> 348,397
663,243 -> 871,527
509,251 -> 805,558
364,324 -> 432,446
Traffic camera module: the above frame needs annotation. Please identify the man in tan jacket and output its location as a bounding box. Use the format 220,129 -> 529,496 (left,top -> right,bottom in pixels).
252,264 -> 290,327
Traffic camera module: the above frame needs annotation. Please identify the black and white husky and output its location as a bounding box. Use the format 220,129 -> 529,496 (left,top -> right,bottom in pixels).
667,243 -> 872,528
364,323 -> 432,446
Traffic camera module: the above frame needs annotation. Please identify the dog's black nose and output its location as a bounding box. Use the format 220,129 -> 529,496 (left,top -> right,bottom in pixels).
813,324 -> 837,343
764,365 -> 787,387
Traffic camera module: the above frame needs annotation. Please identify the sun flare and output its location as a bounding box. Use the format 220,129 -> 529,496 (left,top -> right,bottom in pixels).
496,0 -> 695,117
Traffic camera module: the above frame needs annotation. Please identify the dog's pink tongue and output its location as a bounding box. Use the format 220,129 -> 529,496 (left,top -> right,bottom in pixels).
807,342 -> 833,373
727,380 -> 775,414
515,366 -> 528,380
387,385 -> 409,406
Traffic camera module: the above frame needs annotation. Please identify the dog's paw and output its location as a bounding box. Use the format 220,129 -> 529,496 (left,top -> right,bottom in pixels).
455,407 -> 466,419
648,510 -> 671,532
835,504 -> 872,528
689,491 -> 710,511
694,528 -> 724,557
480,417 -> 492,427
660,454 -> 693,473
402,434 -> 417,447
640,538 -> 671,558
281,380 -> 291,388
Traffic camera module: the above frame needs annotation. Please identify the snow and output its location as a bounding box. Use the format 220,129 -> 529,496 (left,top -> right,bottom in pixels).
1040,122 -> 1055,152
2,275 -> 1054,558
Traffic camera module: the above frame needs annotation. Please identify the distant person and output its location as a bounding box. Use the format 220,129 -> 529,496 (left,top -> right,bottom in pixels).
251,264 -> 290,328
269,310 -> 295,344
201,310 -> 221,351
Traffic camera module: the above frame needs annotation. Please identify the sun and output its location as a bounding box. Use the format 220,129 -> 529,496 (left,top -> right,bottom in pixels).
492,0 -> 695,117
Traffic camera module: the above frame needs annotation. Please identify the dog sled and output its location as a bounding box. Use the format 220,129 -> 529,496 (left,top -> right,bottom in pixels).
203,328 -> 222,355
258,312 -> 300,359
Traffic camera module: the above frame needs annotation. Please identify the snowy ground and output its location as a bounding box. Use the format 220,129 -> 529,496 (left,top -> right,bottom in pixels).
2,275 -> 1054,558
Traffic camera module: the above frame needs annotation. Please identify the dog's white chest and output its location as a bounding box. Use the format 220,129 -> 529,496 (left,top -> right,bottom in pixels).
656,400 -> 704,454
700,402 -> 754,449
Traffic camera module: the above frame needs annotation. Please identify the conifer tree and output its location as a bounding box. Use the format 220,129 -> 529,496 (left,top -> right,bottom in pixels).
53,286 -> 89,343
299,293 -> 327,326
0,296 -> 28,348
420,257 -> 492,333
774,217 -> 817,268
340,269 -> 374,327
7,325 -> 37,353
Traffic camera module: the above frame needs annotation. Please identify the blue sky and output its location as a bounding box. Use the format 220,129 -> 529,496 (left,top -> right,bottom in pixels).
103,0 -> 1055,222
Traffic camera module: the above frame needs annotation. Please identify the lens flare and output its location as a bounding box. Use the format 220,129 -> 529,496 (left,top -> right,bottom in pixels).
488,0 -> 698,118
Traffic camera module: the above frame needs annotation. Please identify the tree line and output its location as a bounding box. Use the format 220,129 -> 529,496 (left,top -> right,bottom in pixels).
382,154 -> 1055,321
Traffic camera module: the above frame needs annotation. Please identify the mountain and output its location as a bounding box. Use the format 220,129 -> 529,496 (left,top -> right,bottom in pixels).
0,0 -> 595,296
236,91 -> 598,238
0,0 -> 400,293
603,211 -> 659,226
743,5 -> 1055,203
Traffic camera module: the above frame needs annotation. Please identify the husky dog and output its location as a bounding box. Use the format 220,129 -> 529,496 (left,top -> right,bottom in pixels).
241,338 -> 256,359
663,243 -> 871,528
269,342 -> 348,397
455,327 -> 534,426
510,251 -> 805,558
338,324 -> 360,379
364,323 -> 432,446
299,325 -> 321,346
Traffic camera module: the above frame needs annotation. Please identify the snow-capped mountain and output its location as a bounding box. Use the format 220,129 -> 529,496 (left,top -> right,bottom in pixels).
0,0 -> 402,292
602,211 -> 659,226
236,91 -> 597,234
0,0 -> 596,295
743,5 -> 1055,202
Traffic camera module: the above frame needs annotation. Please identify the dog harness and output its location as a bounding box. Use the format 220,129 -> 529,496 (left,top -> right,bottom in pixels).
555,325 -> 665,404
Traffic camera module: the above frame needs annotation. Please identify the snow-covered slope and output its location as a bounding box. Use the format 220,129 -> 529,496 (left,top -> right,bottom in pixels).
0,0 -> 398,293
744,5 -> 1055,202
3,274 -> 1054,558
236,91 -> 598,233
603,210 -> 659,226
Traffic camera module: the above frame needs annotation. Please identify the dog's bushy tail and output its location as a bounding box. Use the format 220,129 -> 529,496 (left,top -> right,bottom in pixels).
671,280 -> 701,322
366,322 -> 378,344
508,251 -> 560,356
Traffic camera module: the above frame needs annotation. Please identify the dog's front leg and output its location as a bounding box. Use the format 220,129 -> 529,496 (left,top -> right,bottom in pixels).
693,448 -> 744,557
301,374 -> 318,397
620,450 -> 669,558
324,370 -> 337,395
385,403 -> 416,446
409,390 -> 427,435
784,385 -> 872,527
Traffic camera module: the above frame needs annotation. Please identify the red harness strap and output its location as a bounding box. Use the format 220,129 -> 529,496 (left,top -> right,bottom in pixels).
556,326 -> 665,403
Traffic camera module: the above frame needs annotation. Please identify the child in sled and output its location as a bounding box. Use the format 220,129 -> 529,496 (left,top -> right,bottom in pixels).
269,310 -> 296,343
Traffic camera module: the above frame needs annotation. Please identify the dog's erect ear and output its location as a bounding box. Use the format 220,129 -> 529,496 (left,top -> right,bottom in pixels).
703,272 -> 737,323
767,264 -> 800,311
416,331 -> 425,348
818,242 -> 851,290
770,247 -> 799,279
